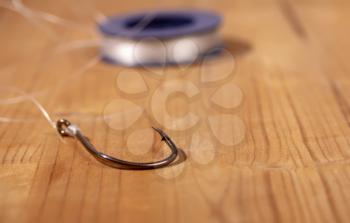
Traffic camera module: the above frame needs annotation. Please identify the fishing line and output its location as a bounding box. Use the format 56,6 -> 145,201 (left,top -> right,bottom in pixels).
2,0 -> 94,30
0,86 -> 56,128
0,85 -> 180,169
0,6 -> 227,169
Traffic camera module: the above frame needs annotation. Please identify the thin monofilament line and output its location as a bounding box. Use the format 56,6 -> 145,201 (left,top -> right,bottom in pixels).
0,0 -> 101,127
0,87 -> 56,129
0,1 -> 156,130
5,0 -> 92,30
0,117 -> 29,123
0,91 -> 44,105
0,55 -> 99,106
55,39 -> 101,53
0,55 -> 100,133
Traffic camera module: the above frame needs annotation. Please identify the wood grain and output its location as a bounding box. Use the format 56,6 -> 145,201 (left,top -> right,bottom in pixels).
1,0 -> 350,222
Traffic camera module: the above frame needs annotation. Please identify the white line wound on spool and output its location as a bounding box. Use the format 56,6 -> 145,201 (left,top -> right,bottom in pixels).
101,32 -> 221,66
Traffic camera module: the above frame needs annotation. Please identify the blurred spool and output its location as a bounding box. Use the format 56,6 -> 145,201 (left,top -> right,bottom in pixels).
97,10 -> 222,67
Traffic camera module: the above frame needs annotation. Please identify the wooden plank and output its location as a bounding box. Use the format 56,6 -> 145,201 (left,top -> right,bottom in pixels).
0,0 -> 350,222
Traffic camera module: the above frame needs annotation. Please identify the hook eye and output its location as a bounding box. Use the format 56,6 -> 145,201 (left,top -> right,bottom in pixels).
56,119 -> 73,137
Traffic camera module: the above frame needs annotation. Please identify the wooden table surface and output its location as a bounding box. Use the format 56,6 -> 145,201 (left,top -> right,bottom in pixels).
1,0 -> 350,222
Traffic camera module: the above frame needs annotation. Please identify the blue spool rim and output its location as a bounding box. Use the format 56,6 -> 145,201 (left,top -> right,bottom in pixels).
97,10 -> 221,39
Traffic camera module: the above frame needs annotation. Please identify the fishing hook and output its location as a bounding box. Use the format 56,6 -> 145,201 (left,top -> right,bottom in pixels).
56,119 -> 179,170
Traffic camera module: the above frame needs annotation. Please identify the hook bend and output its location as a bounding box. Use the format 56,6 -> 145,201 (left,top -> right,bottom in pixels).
56,119 -> 179,170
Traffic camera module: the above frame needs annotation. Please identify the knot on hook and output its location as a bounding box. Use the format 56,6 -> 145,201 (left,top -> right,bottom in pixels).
56,119 -> 79,137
